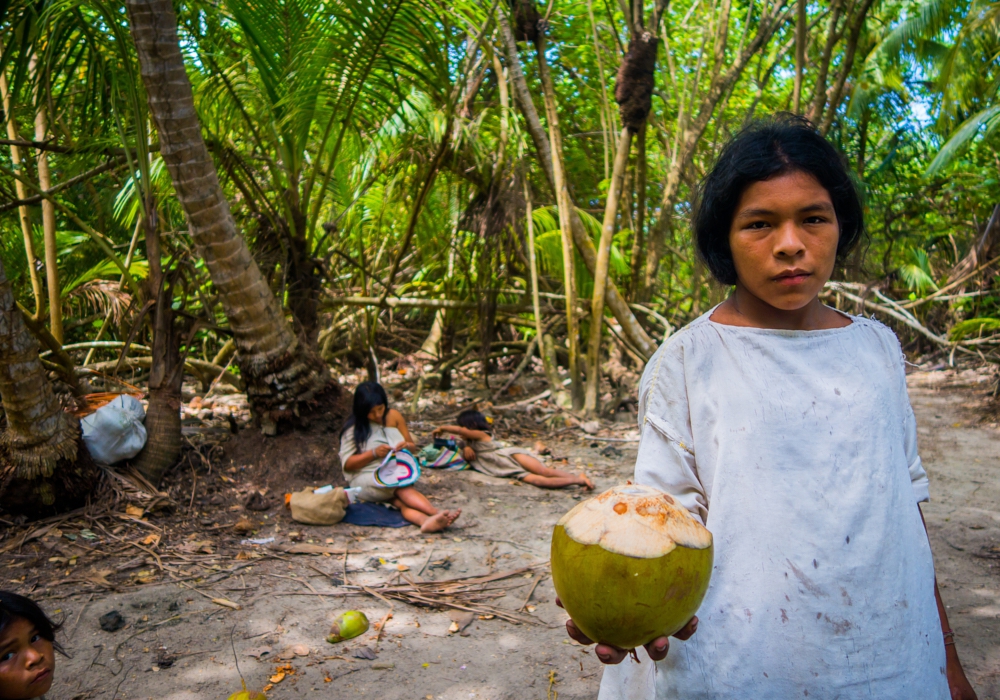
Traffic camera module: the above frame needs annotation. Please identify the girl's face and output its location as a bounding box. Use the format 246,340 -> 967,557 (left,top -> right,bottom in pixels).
0,618 -> 55,700
367,403 -> 386,423
729,170 -> 839,312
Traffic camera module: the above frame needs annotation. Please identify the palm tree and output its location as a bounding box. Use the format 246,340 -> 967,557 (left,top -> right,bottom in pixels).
181,0 -> 450,343
880,0 -> 1000,173
124,0 -> 333,436
0,254 -> 99,514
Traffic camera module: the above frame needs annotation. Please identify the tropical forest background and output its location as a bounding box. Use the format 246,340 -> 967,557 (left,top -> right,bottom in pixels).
0,0 -> 998,505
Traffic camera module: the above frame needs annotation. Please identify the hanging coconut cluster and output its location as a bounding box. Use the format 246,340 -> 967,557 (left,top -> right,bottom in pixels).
615,31 -> 659,131
510,0 -> 540,43
550,484 -> 713,650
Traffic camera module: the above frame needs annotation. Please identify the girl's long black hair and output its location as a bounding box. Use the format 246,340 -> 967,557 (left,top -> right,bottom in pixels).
0,590 -> 64,655
340,381 -> 389,450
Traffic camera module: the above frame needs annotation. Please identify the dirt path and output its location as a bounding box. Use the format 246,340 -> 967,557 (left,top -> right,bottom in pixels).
39,371 -> 1000,699
909,370 -> 1000,699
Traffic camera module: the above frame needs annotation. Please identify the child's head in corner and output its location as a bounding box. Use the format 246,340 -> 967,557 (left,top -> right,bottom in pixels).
0,591 -> 61,700
456,409 -> 491,433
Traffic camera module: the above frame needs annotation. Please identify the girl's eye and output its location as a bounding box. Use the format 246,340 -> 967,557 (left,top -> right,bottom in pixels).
744,220 -> 770,230
29,634 -> 41,643
0,651 -> 14,663
804,215 -> 828,224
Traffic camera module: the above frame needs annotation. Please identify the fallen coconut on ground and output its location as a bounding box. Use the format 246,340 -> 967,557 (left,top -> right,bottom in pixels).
327,610 -> 370,643
550,483 -> 713,650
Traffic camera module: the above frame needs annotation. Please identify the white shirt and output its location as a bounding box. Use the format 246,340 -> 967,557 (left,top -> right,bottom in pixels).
598,311 -> 948,700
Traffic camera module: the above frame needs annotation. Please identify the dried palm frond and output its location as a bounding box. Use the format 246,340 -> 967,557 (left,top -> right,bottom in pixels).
63,280 -> 135,326
95,466 -> 174,513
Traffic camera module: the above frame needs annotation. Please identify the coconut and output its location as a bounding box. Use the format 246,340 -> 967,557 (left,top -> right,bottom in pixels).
550,484 -> 713,650
327,610 -> 370,643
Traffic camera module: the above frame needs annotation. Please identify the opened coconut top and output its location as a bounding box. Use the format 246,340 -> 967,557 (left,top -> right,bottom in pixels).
557,484 -> 712,558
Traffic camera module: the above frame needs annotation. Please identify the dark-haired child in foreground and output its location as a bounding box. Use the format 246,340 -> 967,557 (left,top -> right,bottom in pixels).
340,381 -> 461,532
0,592 -> 59,700
432,410 -> 594,490
568,115 -> 977,699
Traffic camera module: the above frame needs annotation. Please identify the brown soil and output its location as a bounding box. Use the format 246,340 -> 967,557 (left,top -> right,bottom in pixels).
1,363 -> 998,699
222,384 -> 352,493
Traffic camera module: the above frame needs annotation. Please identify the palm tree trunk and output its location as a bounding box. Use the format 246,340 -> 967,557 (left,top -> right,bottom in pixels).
124,0 -> 331,433
0,256 -> 96,514
0,73 -> 44,319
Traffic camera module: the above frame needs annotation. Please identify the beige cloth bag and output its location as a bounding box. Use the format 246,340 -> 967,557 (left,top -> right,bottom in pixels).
289,488 -> 348,525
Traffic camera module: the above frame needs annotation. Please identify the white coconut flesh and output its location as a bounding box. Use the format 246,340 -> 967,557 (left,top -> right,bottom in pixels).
557,484 -> 712,559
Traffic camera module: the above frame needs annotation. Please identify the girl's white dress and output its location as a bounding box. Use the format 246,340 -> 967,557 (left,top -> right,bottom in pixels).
339,424 -> 404,502
599,312 -> 948,700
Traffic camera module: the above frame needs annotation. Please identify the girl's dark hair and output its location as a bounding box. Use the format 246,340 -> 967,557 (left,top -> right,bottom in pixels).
0,591 -> 64,655
340,381 -> 389,449
456,409 -> 491,432
693,114 -> 865,286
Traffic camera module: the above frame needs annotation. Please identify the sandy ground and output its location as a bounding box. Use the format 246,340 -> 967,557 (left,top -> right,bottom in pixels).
39,370 -> 1000,700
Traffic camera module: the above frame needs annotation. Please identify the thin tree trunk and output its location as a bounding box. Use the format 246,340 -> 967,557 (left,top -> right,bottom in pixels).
0,255 -> 95,513
132,206 -> 185,485
585,126 -> 632,414
642,0 -> 792,293
536,34 -> 583,408
32,71 -> 62,342
125,0 -> 330,434
1,73 -> 44,319
525,179 -> 564,396
806,0 -> 845,123
793,0 -> 806,113
819,0 -> 875,135
630,122 -> 647,299
498,10 -> 656,359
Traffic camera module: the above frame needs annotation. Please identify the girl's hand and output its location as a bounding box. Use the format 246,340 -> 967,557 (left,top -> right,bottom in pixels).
557,597 -> 698,664
947,647 -> 978,700
462,446 -> 476,462
431,427 -> 444,437
373,444 -> 391,459
395,440 -> 418,452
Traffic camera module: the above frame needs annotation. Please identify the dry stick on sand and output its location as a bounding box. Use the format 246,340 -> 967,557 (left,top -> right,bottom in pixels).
519,575 -> 545,611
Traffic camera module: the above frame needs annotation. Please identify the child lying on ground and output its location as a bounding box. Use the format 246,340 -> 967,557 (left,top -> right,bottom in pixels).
0,591 -> 59,700
433,410 -> 594,490
339,381 -> 461,533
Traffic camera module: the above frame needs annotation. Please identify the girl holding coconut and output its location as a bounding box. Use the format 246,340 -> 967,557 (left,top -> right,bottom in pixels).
563,115 -> 977,699
339,381 -> 461,532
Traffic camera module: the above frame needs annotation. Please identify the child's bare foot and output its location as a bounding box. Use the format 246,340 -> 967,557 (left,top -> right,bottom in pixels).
444,508 -> 462,526
420,511 -> 454,533
579,475 -> 595,490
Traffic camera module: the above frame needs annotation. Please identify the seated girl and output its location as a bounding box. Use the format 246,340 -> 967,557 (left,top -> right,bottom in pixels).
339,382 -> 461,533
433,410 -> 594,490
0,591 -> 59,700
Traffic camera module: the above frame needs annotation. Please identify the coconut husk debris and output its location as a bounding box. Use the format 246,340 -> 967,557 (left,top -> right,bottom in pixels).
615,31 -> 659,131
